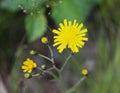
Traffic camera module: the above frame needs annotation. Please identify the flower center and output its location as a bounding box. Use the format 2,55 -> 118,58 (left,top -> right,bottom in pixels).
63,27 -> 75,42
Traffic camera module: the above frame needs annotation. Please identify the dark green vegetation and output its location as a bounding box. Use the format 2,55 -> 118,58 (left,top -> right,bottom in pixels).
0,0 -> 120,93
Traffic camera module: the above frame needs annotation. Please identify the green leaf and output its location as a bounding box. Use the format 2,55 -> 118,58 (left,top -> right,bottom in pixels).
52,0 -> 98,23
0,0 -> 48,12
25,11 -> 47,42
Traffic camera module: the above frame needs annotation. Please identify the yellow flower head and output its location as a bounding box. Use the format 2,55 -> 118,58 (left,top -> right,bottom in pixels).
21,58 -> 37,73
41,37 -> 48,44
82,69 -> 88,76
53,19 -> 88,53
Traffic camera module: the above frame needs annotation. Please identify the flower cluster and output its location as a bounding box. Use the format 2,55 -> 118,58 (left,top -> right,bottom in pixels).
21,19 -> 88,82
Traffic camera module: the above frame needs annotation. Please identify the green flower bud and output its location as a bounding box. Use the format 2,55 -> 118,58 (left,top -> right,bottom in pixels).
24,73 -> 32,79
29,50 -> 37,55
41,64 -> 47,70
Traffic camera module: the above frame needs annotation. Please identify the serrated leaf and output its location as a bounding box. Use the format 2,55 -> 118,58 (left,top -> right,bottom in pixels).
52,0 -> 98,23
25,12 -> 47,42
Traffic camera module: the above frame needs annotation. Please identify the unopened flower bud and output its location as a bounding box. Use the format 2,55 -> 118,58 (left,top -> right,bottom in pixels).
41,37 -> 48,44
29,50 -> 37,55
24,73 -> 32,79
81,69 -> 88,76
41,64 -> 47,70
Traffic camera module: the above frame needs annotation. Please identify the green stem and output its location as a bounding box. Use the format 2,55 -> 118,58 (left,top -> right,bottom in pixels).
32,73 -> 40,77
38,54 -> 52,62
59,72 -> 65,93
47,25 -> 52,31
47,45 -> 54,61
60,53 -> 72,72
59,53 -> 72,93
38,45 -> 60,79
38,52 -> 59,71
45,71 -> 58,80
66,76 -> 86,93
47,45 -> 59,72
37,67 -> 42,71
37,67 -> 58,79
46,67 -> 54,71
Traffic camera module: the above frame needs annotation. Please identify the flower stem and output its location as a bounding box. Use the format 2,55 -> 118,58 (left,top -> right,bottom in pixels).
38,54 -> 52,62
37,67 -> 58,79
59,72 -> 65,93
60,53 -> 72,72
66,76 -> 86,93
32,73 -> 40,77
47,45 -> 54,61
45,71 -> 58,80
47,45 -> 59,72
58,53 -> 72,92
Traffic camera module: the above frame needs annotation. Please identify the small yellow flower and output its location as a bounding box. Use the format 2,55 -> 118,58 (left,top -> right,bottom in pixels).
53,19 -> 88,53
21,58 -> 37,73
82,69 -> 88,76
41,37 -> 48,44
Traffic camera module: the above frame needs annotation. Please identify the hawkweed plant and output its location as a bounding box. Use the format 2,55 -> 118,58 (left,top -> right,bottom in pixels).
21,19 -> 88,93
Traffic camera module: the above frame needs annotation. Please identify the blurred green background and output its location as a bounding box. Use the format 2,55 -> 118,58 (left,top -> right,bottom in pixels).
0,0 -> 120,93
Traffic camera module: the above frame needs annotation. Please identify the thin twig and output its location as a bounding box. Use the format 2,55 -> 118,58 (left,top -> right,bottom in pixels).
32,73 -> 40,77
60,53 -> 72,72
47,45 -> 54,62
45,71 -> 58,79
47,45 -> 60,72
38,54 -> 52,62
66,76 -> 86,93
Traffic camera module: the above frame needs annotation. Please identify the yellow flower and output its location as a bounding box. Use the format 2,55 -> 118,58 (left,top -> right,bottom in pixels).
21,58 -> 37,73
53,19 -> 88,53
41,37 -> 48,44
82,69 -> 88,76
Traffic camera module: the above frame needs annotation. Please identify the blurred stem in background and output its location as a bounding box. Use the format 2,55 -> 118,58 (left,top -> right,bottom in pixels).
10,35 -> 26,93
66,76 -> 86,93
